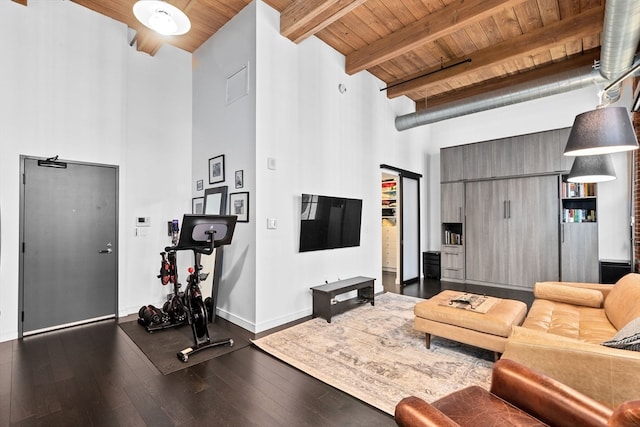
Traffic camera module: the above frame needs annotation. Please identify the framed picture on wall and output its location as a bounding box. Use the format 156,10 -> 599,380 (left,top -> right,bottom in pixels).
196,179 -> 204,191
192,197 -> 204,214
235,170 -> 244,189
229,192 -> 249,222
209,155 -> 225,184
203,186 -> 228,215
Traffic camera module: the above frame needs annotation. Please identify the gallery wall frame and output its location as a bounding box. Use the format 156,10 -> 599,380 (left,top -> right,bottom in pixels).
235,170 -> 244,189
229,192 -> 249,222
209,155 -> 225,184
196,179 -> 204,191
192,197 -> 204,214
203,186 -> 228,215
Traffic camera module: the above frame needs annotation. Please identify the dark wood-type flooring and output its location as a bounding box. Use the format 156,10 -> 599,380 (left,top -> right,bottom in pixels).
0,277 -> 533,426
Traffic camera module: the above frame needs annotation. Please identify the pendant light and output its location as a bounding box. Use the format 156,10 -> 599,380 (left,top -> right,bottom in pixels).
563,107 -> 639,156
133,1 -> 191,36
564,60 -> 640,157
567,154 -> 616,183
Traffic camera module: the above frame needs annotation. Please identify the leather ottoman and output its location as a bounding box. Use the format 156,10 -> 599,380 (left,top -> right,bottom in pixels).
414,290 -> 527,358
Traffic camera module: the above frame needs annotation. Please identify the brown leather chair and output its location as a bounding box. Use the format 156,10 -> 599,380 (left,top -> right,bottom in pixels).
395,359 -> 640,427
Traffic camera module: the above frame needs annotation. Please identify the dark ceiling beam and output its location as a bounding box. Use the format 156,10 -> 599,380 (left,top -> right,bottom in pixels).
386,6 -> 605,99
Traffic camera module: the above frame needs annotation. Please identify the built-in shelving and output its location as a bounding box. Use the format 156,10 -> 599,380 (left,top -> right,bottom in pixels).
561,179 -> 597,223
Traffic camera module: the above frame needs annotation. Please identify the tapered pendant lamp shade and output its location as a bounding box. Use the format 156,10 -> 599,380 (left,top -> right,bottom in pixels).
567,154 -> 616,183
133,1 -> 191,36
563,107 -> 639,156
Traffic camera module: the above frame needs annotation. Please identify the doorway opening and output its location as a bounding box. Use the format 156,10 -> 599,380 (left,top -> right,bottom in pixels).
381,171 -> 400,290
381,164 -> 422,291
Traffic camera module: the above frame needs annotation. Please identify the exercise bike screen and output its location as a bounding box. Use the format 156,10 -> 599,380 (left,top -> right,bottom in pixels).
178,214 -> 237,248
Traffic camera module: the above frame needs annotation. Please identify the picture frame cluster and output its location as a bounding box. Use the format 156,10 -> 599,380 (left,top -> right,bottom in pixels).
192,154 -> 248,222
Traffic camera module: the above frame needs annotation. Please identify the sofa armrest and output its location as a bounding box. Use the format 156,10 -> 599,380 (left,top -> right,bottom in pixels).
395,396 -> 460,427
533,282 -> 611,308
491,359 -> 612,427
534,281 -> 614,303
503,327 -> 640,409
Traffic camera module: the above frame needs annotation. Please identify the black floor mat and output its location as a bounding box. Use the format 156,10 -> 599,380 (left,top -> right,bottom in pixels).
119,316 -> 252,375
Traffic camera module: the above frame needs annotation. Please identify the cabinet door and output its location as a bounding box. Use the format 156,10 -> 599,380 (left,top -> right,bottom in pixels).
440,146 -> 465,182
463,142 -> 494,180
465,180 -> 509,284
561,223 -> 598,282
441,182 -> 464,223
507,176 -> 560,288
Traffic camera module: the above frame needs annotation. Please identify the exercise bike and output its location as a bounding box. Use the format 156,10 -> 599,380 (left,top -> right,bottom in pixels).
165,214 -> 237,362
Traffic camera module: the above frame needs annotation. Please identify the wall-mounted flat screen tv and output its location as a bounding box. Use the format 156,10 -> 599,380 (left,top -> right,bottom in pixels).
299,194 -> 363,252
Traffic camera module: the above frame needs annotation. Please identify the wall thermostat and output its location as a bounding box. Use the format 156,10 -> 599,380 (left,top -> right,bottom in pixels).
136,216 -> 151,227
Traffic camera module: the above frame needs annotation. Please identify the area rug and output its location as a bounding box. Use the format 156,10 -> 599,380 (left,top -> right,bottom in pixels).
119,316 -> 252,375
252,292 -> 494,415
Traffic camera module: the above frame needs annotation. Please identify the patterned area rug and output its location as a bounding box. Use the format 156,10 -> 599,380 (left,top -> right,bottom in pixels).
252,292 -> 494,415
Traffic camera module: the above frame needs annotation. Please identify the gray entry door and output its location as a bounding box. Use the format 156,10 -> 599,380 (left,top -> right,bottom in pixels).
21,157 -> 118,336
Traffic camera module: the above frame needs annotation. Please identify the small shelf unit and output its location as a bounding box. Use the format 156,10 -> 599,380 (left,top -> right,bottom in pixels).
561,179 -> 597,223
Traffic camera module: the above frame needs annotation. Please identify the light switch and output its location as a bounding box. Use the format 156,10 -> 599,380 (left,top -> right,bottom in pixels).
267,218 -> 277,229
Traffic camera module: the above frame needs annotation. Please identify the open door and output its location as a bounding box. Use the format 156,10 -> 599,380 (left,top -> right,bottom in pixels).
381,165 -> 421,286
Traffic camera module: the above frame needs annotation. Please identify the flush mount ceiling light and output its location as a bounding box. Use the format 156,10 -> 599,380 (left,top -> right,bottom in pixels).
133,0 -> 191,36
567,154 -> 616,183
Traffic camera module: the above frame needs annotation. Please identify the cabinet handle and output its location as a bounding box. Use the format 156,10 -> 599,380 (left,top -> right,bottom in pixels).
458,207 -> 462,222
508,200 -> 511,219
503,200 -> 506,219
562,224 -> 564,243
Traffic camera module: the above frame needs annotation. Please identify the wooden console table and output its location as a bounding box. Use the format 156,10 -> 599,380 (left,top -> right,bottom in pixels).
310,276 -> 375,322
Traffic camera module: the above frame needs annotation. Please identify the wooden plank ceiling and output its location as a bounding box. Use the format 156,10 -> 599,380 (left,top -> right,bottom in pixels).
19,0 -> 605,112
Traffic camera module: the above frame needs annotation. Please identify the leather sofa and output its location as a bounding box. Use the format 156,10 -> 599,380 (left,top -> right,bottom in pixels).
395,358 -> 640,427
502,273 -> 640,408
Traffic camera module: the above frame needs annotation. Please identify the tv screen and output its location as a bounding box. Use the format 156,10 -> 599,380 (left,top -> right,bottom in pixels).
299,194 -> 363,252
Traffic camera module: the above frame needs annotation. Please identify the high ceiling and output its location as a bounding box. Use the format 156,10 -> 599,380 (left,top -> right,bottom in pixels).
19,0 -> 606,112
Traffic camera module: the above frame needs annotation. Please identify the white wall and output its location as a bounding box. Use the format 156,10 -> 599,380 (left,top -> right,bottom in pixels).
192,2 -> 258,330
0,0 -> 192,341
253,2 -> 427,331
425,85 -> 633,261
191,1 -> 428,333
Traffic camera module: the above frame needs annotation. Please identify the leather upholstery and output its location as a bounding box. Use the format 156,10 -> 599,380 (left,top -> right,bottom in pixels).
533,282 -> 603,308
394,359 -> 636,427
413,290 -> 527,353
604,274 -> 640,330
502,273 -> 640,408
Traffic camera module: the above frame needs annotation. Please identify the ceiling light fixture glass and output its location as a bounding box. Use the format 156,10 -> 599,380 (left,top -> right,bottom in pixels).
567,154 -> 616,183
133,0 -> 191,36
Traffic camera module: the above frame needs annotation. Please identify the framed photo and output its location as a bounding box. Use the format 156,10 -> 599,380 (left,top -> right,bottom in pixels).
235,170 -> 244,189
229,192 -> 249,222
196,179 -> 203,191
209,155 -> 225,184
192,197 -> 204,214
203,186 -> 228,215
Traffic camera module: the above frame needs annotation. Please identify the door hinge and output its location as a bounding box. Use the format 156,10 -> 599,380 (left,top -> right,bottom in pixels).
21,311 -> 24,322
22,242 -> 25,253
22,173 -> 25,185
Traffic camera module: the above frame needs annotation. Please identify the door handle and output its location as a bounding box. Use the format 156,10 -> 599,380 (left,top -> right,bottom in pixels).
99,248 -> 112,254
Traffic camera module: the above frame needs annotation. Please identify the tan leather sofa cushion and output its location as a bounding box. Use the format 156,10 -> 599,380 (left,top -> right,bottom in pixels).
604,273 -> 640,330
534,282 -> 603,308
522,299 -> 617,343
